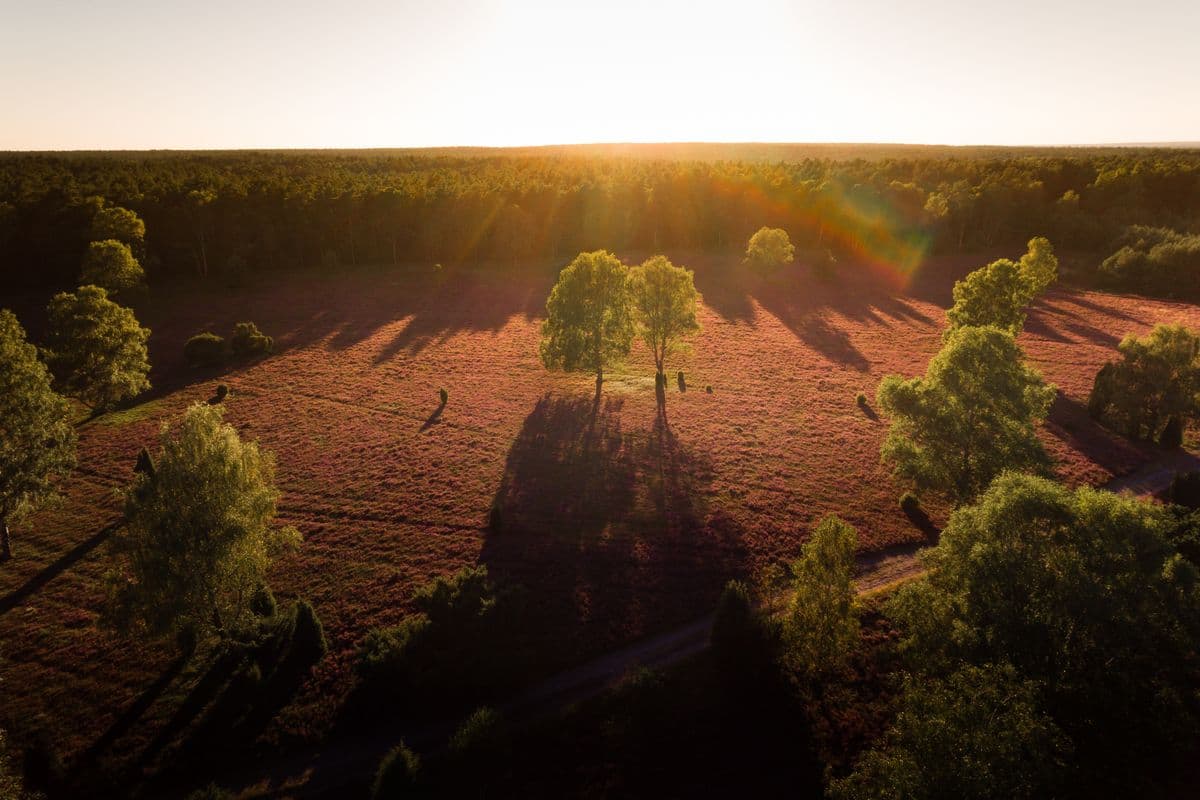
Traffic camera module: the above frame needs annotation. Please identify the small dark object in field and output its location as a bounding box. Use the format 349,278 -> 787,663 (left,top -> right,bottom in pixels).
1169,471 -> 1200,510
1160,416 -> 1183,449
290,599 -> 328,667
677,370 -> 686,392
706,385 -> 713,394
899,491 -> 920,513
230,321 -> 273,357
439,387 -> 448,406
215,383 -> 229,402
134,446 -> 156,479
856,392 -> 868,406
184,332 -> 226,368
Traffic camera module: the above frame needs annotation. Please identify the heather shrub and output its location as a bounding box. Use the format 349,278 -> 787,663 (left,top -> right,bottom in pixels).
184,332 -> 226,368
372,741 -> 420,799
229,321 -> 273,357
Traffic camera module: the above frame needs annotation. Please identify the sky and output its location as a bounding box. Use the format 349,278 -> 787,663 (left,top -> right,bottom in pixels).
1,0 -> 1197,150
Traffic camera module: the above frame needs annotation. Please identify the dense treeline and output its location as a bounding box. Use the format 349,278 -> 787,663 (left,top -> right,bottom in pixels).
1,149 -> 1198,294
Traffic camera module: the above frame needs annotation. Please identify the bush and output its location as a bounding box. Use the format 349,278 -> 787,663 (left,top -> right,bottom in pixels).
214,383 -> 229,402
1169,471 -> 1200,510
290,599 -> 328,667
1099,226 -> 1200,299
448,706 -> 503,757
184,332 -> 226,368
438,387 -> 448,406
705,385 -> 713,394
372,741 -> 420,799
856,392 -> 868,406
676,370 -> 686,391
250,584 -> 277,617
899,491 -> 920,513
711,580 -> 758,667
744,226 -> 795,273
230,321 -> 273,357
1160,416 -> 1184,448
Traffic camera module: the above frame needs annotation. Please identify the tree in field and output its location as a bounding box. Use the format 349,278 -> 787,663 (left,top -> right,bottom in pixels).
90,202 -> 145,248
628,255 -> 700,393
887,473 -> 1200,789
945,237 -> 1058,335
104,403 -> 300,642
877,325 -> 1055,505
782,515 -> 859,680
1088,323 -> 1199,444
830,664 -> 1070,800
743,226 -> 795,273
80,239 -> 144,293
43,285 -> 151,411
0,310 -> 77,560
539,250 -> 634,398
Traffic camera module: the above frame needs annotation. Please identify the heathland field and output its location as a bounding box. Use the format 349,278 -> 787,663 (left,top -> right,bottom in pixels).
3,250 -> 1199,772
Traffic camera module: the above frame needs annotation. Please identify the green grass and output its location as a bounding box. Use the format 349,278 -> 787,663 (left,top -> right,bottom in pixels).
91,399 -> 166,427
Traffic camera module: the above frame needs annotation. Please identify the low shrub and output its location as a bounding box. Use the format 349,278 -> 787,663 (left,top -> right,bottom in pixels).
448,706 -> 503,757
184,332 -> 226,368
290,599 -> 328,667
230,321 -> 273,357
856,392 -> 868,406
677,370 -> 686,391
372,741 -> 420,799
705,385 -> 713,394
439,387 -> 448,406
1160,416 -> 1184,449
250,584 -> 277,618
899,491 -> 920,513
215,384 -> 229,402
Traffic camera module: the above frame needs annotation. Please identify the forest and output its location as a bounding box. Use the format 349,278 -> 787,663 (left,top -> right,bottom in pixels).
1,146 -> 1198,297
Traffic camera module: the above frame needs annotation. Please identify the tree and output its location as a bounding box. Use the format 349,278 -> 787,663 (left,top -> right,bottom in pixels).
90,203 -> 145,248
830,664 -> 1070,800
877,325 -> 1054,505
946,237 -> 1058,335
782,515 -> 859,679
628,255 -> 700,388
80,239 -> 144,293
0,310 -> 77,560
104,403 -> 300,642
1087,323 -> 1200,442
743,226 -> 794,273
372,741 -> 421,798
888,473 -> 1200,788
43,285 -> 151,410
539,250 -> 634,397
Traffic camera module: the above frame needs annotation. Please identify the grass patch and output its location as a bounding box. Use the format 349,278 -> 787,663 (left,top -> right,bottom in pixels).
91,399 -> 167,427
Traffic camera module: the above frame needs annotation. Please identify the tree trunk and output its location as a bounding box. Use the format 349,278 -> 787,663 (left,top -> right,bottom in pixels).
1,519 -> 11,561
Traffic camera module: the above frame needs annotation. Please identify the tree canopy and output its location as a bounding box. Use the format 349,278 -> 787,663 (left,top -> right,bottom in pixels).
628,255 -> 700,382
888,473 -> 1200,790
43,285 -> 150,410
782,515 -> 859,680
945,237 -> 1058,335
877,325 -> 1055,505
1088,323 -> 1200,442
0,309 -> 76,560
105,403 -> 300,641
539,250 -> 634,393
80,239 -> 144,293
89,201 -> 145,246
743,226 -> 795,273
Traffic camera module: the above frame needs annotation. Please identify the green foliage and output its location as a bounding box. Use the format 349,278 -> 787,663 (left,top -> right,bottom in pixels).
250,584 -> 277,617
782,515 -> 858,680
229,321 -> 273,357
945,237 -> 1057,335
1100,226 -> 1200,298
877,325 -> 1055,505
43,285 -> 151,410
539,250 -> 634,388
80,239 -> 144,293
743,226 -> 795,273
372,741 -> 421,799
0,310 -> 76,559
356,566 -> 526,709
184,332 -> 226,368
290,599 -> 328,666
1087,323 -> 1200,441
887,473 -> 1200,786
830,664 -> 1070,800
448,706 -> 503,757
628,255 -> 700,376
90,202 -> 145,246
104,403 -> 300,642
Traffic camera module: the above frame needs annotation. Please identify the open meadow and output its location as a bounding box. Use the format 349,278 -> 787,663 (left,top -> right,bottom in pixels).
3,248 -> 1199,782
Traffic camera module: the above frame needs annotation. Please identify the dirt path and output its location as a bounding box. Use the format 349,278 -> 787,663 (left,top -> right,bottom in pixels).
217,449 -> 1195,797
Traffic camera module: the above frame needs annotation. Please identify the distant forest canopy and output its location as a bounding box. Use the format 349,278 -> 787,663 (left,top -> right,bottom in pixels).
0,146 -> 1197,295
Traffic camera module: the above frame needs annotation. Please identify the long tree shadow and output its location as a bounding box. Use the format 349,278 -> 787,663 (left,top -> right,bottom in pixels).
482,393 -> 747,666
1044,391 -> 1154,475
0,520 -> 121,615
77,651 -> 190,767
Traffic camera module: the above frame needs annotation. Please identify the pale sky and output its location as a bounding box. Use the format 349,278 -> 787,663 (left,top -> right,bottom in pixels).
1,0 -> 1197,150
